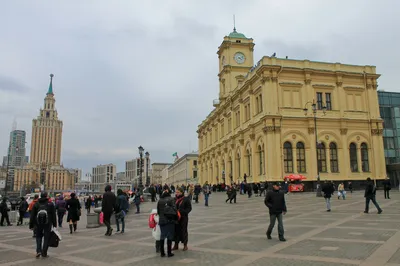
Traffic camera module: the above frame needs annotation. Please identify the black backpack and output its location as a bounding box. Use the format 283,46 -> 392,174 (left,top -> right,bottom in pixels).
37,203 -> 49,225
164,202 -> 177,220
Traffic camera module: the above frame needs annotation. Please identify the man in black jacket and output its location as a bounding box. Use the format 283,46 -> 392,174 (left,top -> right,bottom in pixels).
364,177 -> 382,214
29,192 -> 56,258
102,185 -> 116,236
383,177 -> 391,199
265,182 -> 287,242
322,180 -> 334,212
17,197 -> 28,226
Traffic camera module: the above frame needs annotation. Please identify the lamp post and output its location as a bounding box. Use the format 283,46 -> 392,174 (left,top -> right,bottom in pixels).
303,100 -> 326,197
145,151 -> 150,186
138,146 -> 144,193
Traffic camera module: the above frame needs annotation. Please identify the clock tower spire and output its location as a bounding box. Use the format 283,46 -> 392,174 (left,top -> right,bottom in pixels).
217,28 -> 254,100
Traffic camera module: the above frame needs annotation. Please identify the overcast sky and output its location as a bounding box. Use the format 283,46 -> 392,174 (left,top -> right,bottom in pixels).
0,1 -> 399,177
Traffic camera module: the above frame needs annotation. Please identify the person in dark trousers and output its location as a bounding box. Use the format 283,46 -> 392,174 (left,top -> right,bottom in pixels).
29,192 -> 56,258
228,185 -> 237,203
348,181 -> 353,194
157,189 -> 177,258
66,193 -> 81,234
265,182 -> 287,241
173,188 -> 192,251
85,196 -> 92,214
364,177 -> 383,214
322,180 -> 334,212
194,184 -> 201,203
383,177 -> 391,199
115,189 -> 128,233
149,185 -> 156,202
102,185 -> 116,236
0,197 -> 12,226
28,194 -> 39,236
55,195 -> 66,227
17,197 -> 28,226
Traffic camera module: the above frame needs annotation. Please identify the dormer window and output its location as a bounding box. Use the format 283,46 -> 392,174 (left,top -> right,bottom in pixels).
46,112 -> 50,118
236,40 -> 241,43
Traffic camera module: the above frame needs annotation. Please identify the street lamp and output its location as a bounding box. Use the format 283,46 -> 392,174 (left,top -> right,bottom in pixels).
138,146 -> 144,193
145,151 -> 150,186
303,100 -> 326,197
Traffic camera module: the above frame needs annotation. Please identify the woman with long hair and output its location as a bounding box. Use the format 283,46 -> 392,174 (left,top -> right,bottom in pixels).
66,193 -> 81,234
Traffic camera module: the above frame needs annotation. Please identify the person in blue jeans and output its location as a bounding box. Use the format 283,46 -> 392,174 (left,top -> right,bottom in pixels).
202,181 -> 210,207
29,192 -> 57,258
115,189 -> 128,233
364,177 -> 382,214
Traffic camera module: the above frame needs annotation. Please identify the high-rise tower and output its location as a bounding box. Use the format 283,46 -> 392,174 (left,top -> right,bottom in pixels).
30,74 -> 63,166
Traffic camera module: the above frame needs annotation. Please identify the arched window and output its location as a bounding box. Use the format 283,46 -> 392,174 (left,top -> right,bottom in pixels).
349,143 -> 358,172
296,142 -> 306,173
258,145 -> 265,175
317,143 -> 327,172
283,142 -> 293,173
246,149 -> 251,176
361,143 -> 369,172
236,152 -> 241,178
329,142 -> 339,173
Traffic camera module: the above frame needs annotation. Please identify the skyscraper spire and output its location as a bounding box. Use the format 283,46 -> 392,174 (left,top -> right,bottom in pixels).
233,14 -> 236,32
47,73 -> 54,95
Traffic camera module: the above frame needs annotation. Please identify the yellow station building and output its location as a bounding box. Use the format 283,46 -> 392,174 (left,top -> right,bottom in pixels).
197,29 -> 386,186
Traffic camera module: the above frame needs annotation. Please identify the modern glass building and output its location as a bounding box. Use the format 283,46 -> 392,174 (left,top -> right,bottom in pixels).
378,91 -> 400,187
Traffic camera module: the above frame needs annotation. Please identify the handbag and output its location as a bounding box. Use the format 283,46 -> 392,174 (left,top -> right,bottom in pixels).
77,209 -> 81,217
49,227 -> 62,248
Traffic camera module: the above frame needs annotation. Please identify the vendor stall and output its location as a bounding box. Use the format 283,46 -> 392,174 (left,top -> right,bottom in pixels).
284,174 -> 307,192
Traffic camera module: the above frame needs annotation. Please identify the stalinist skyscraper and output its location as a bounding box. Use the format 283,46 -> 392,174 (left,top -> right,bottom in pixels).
30,74 -> 63,165
14,74 -> 76,192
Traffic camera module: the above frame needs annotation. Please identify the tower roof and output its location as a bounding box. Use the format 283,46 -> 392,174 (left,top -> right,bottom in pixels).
228,28 -> 247,39
47,74 -> 54,95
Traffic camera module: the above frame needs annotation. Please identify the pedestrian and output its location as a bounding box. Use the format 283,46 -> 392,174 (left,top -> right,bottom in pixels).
17,197 -> 28,226
94,195 -> 99,208
364,177 -> 382,214
150,209 -> 161,253
247,183 -> 253,198
149,184 -> 156,202
338,182 -> 346,200
28,194 -> 39,236
188,184 -> 194,201
194,184 -> 201,203
85,196 -> 92,214
55,195 -> 66,228
383,177 -> 391,199
29,192 -> 56,258
115,189 -> 128,233
0,197 -> 12,226
133,192 -> 141,214
157,189 -> 177,258
66,193 -> 81,234
202,181 -> 210,207
102,185 -> 116,236
348,181 -> 353,194
259,182 -> 266,197
265,182 -> 287,242
322,180 -> 334,212
228,185 -> 237,203
254,183 -> 259,196
173,188 -> 192,251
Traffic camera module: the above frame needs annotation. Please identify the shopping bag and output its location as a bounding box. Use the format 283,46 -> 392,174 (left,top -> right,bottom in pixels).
99,212 -> 104,224
337,191 -> 342,197
49,227 -> 62,248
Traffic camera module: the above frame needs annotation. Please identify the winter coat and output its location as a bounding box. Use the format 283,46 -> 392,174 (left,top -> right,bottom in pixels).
264,189 -> 287,214
151,209 -> 161,240
56,197 -> 66,214
364,181 -> 376,199
115,194 -> 129,213
66,198 -> 81,222
19,200 -> 29,213
157,194 -> 176,226
176,196 -> 192,217
29,197 -> 56,229
102,191 -> 116,214
322,183 -> 335,198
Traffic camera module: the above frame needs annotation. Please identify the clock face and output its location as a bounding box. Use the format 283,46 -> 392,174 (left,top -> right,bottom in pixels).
234,52 -> 245,64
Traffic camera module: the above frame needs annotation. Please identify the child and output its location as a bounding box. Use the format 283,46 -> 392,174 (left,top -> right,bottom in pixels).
150,209 -> 161,253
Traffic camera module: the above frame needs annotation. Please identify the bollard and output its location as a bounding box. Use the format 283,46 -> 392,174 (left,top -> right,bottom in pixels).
86,207 -> 102,229
9,211 -> 17,224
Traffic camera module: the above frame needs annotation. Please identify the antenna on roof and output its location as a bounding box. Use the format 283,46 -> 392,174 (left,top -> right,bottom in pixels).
233,14 -> 236,32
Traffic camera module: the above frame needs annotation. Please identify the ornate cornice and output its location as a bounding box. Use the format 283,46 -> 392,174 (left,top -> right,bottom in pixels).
263,126 -> 280,133
371,129 -> 383,136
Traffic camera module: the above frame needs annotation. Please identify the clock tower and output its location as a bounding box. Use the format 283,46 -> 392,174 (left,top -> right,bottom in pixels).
217,28 -> 254,100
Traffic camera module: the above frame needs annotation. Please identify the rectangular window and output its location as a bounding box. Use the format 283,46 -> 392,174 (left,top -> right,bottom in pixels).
193,170 -> 198,179
214,127 -> 218,142
259,94 -> 263,112
228,118 -> 232,133
221,122 -> 224,137
325,93 -> 332,110
316,92 -> 323,110
255,97 -> 259,114
193,160 -> 197,166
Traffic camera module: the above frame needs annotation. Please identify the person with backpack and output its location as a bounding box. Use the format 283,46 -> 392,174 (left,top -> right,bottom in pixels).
364,177 -> 383,214
17,197 -> 28,226
29,192 -> 56,258
115,189 -> 128,234
55,195 -> 66,228
149,209 -> 161,253
157,189 -> 177,258
66,193 -> 81,234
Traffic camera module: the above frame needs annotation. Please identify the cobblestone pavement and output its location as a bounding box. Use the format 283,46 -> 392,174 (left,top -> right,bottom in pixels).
1,190 -> 400,265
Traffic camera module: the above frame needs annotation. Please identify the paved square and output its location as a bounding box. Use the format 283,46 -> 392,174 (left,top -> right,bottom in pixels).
0,190 -> 399,265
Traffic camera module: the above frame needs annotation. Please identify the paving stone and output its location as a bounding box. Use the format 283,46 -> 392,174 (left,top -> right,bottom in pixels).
248,257 -> 354,266
197,235 -> 278,252
314,228 -> 395,241
388,248 -> 400,264
277,239 -> 381,260
0,250 -> 33,263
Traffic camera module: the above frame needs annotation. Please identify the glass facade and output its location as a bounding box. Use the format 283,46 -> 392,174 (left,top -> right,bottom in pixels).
378,91 -> 400,165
